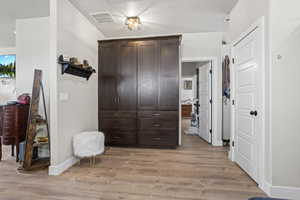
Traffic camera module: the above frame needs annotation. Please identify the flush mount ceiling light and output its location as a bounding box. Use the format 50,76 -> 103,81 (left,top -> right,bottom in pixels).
125,16 -> 141,30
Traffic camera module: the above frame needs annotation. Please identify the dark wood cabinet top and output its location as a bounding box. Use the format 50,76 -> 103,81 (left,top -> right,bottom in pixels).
98,35 -> 182,45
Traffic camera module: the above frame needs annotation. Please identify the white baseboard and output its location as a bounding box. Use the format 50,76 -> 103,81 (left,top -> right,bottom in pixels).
271,185 -> 300,200
228,149 -> 233,161
260,181 -> 272,197
212,140 -> 223,146
48,156 -> 79,176
262,181 -> 300,200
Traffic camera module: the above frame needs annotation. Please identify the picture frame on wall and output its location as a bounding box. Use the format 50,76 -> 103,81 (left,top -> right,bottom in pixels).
0,54 -> 16,78
184,80 -> 192,90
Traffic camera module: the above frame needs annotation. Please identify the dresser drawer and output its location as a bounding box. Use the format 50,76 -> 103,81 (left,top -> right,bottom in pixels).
138,118 -> 177,130
138,111 -> 178,120
181,104 -> 192,118
138,130 -> 177,147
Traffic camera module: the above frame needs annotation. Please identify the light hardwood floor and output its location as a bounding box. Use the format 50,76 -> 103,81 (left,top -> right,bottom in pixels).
0,120 -> 266,200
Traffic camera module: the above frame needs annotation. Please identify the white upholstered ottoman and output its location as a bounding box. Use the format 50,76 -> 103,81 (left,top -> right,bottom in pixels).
73,131 -> 105,166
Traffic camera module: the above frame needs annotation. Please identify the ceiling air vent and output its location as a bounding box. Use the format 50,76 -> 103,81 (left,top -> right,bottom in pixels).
91,12 -> 114,23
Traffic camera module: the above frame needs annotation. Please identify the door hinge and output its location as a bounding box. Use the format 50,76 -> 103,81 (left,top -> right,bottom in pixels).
209,129 -> 212,134
232,99 -> 235,105
209,99 -> 212,104
209,69 -> 212,74
232,141 -> 235,147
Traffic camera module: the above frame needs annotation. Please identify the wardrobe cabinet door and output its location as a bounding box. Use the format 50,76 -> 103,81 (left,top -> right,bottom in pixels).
99,42 -> 118,111
137,40 -> 159,110
118,42 -> 137,111
158,39 -> 179,111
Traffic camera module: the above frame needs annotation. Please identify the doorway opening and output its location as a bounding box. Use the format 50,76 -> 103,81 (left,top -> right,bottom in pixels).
180,60 -> 213,145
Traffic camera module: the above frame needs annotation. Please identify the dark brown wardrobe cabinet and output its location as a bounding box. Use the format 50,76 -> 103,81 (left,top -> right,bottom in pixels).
98,36 -> 181,148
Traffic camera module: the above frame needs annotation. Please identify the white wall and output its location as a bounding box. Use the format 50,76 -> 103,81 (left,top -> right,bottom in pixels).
16,17 -> 50,110
226,0 -> 269,42
270,0 -> 300,190
182,62 -> 197,77
0,47 -> 17,104
16,17 -> 50,97
272,25 -> 300,189
49,0 -> 104,173
182,33 -> 223,60
182,32 -> 223,146
270,0 -> 300,51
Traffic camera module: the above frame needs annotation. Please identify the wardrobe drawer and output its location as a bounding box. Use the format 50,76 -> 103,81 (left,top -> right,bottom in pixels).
110,130 -> 137,146
102,118 -> 136,130
138,118 -> 177,130
102,111 -> 117,118
102,111 -> 136,118
117,111 -> 137,118
138,111 -> 178,120
138,130 -> 177,147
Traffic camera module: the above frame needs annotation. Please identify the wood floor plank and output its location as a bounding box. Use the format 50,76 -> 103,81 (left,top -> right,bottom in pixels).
0,119 -> 266,199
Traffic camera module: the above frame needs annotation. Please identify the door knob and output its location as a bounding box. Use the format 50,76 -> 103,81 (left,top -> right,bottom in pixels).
250,110 -> 258,116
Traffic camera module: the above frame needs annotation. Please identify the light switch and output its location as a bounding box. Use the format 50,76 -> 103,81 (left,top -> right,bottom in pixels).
59,92 -> 69,101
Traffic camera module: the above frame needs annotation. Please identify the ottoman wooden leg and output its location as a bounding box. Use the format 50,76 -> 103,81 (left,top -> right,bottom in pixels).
11,144 -> 14,157
16,140 -> 19,162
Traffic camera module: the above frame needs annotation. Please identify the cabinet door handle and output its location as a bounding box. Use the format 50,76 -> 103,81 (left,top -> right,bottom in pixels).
153,124 -> 161,127
153,137 -> 161,141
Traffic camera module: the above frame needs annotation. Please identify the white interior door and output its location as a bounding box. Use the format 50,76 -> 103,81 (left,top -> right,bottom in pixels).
198,62 -> 212,143
233,27 -> 262,183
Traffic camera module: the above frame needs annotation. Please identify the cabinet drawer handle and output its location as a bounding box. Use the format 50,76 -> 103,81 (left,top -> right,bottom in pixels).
153,124 -> 161,127
153,137 -> 161,141
113,136 -> 121,139
152,113 -> 160,116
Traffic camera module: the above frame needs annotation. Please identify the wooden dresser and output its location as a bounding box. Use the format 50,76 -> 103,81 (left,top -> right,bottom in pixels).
98,36 -> 181,148
0,104 -> 29,161
181,104 -> 192,118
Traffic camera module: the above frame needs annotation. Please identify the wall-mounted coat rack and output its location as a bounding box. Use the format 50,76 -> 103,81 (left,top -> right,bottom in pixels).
58,55 -> 96,80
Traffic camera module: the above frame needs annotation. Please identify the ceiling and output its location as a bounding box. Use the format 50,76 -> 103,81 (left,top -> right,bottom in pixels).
70,0 -> 238,37
0,0 -> 49,47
